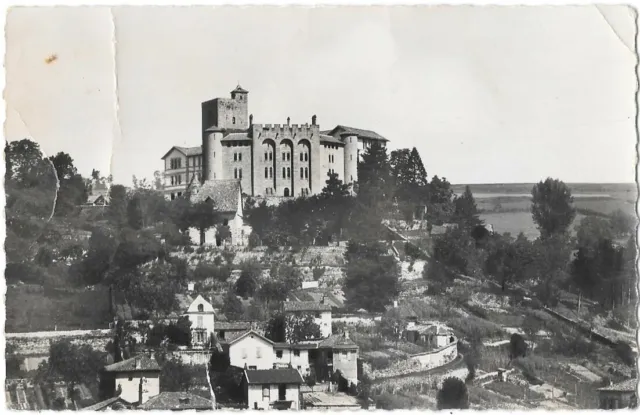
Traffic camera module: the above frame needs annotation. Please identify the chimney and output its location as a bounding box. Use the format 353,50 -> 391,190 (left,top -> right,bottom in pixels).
249,114 -> 253,125
287,117 -> 290,126
312,115 -> 317,126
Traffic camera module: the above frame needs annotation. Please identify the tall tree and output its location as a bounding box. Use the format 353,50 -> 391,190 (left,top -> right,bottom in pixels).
390,147 -> 429,220
357,141 -> 393,210
531,178 -> 576,239
321,171 -> 351,198
188,200 -> 221,245
453,186 -> 483,229
428,175 -> 455,225
108,185 -> 129,226
343,242 -> 401,312
222,290 -> 245,321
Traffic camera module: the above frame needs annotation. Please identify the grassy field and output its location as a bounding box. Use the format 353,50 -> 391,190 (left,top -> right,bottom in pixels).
5,285 -> 112,332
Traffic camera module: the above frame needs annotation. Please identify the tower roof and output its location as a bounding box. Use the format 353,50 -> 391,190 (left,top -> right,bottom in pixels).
231,84 -> 249,94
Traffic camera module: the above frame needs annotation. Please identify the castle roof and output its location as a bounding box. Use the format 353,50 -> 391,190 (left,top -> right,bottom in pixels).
190,179 -> 241,212
161,146 -> 202,159
319,135 -> 345,146
231,84 -> 249,94
221,132 -> 251,141
328,125 -> 388,142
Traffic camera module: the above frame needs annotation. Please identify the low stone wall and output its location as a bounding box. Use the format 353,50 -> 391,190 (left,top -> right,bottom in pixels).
332,314 -> 381,327
166,349 -> 212,366
368,340 -> 459,380
7,330 -> 113,357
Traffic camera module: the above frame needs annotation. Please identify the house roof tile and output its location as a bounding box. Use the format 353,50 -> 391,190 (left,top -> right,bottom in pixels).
103,355 -> 160,373
598,378 -> 637,392
283,301 -> 332,313
244,368 -> 304,385
138,392 -> 214,410
190,179 -> 241,212
319,334 -> 358,350
215,321 -> 252,331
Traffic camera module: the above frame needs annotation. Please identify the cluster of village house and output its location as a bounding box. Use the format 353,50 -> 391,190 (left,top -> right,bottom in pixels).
88,282 -> 363,411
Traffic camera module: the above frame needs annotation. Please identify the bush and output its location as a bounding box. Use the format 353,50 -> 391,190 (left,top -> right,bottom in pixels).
183,246 -> 194,254
437,377 -> 469,409
221,249 -> 236,265
368,356 -> 392,371
312,267 -> 326,281
615,341 -> 635,367
509,333 -> 528,360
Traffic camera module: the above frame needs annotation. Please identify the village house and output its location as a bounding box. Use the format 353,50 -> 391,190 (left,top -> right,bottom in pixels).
404,320 -> 456,349
214,321 -> 254,342
598,378 -> 638,409
243,368 -> 304,410
184,295 -> 216,347
283,300 -> 333,339
188,179 -> 252,246
100,355 -> 161,405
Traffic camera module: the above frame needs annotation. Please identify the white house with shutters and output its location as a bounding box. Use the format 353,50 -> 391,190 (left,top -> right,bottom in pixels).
184,295 -> 215,347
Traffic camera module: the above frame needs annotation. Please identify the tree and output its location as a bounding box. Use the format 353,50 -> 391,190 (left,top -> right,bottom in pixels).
38,340 -> 106,407
428,175 -> 455,225
509,333 -> 528,359
576,216 -> 614,249
160,359 -> 199,392
357,141 -> 393,213
108,185 -> 129,226
436,377 -> 469,409
453,186 -> 483,229
485,233 -> 535,292
531,178 -> 576,238
610,209 -> 635,237
343,242 -> 401,312
390,147 -> 429,220
222,290 -> 245,321
380,308 -> 404,348
321,171 -> 351,198
188,200 -> 220,245
265,313 -> 322,343
234,260 -> 261,298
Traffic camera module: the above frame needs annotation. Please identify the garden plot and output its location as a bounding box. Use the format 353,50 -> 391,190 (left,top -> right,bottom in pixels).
399,260 -> 426,281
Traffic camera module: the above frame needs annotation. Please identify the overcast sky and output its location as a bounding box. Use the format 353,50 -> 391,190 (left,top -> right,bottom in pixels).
5,6 -> 637,185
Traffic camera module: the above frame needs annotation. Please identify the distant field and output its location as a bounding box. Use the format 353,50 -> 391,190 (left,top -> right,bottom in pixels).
481,212 -> 587,240
5,286 -> 112,333
452,182 -> 636,198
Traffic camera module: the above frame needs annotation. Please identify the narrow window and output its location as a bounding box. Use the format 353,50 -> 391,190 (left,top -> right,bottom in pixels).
239,153 -> 242,161
265,152 -> 268,161
234,168 -> 238,179
234,153 -> 237,162
265,167 -> 269,178
300,167 -> 304,179
270,167 -> 273,178
305,168 -> 309,179
287,167 -> 291,178
300,153 -> 303,162
282,167 -> 286,178
328,154 -> 331,163
282,153 -> 286,161
239,169 -> 243,179
269,152 -> 273,161
232,116 -> 236,124
305,153 -> 308,162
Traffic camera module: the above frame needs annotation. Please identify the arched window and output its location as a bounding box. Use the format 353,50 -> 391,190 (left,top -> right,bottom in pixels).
287,153 -> 290,161
264,152 -> 268,161
305,153 -> 308,162
282,153 -> 286,161
265,167 -> 269,178
234,153 -> 237,161
300,153 -> 303,162
269,152 -> 272,161
234,168 -> 238,179
305,167 -> 309,179
282,167 -> 286,178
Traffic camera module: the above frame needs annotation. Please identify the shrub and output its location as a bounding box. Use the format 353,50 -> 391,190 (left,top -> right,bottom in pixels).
183,246 -> 194,254
615,341 -> 636,367
509,333 -> 528,360
312,267 -> 326,281
221,249 -> 236,265
368,356 -> 392,371
437,377 -> 469,409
